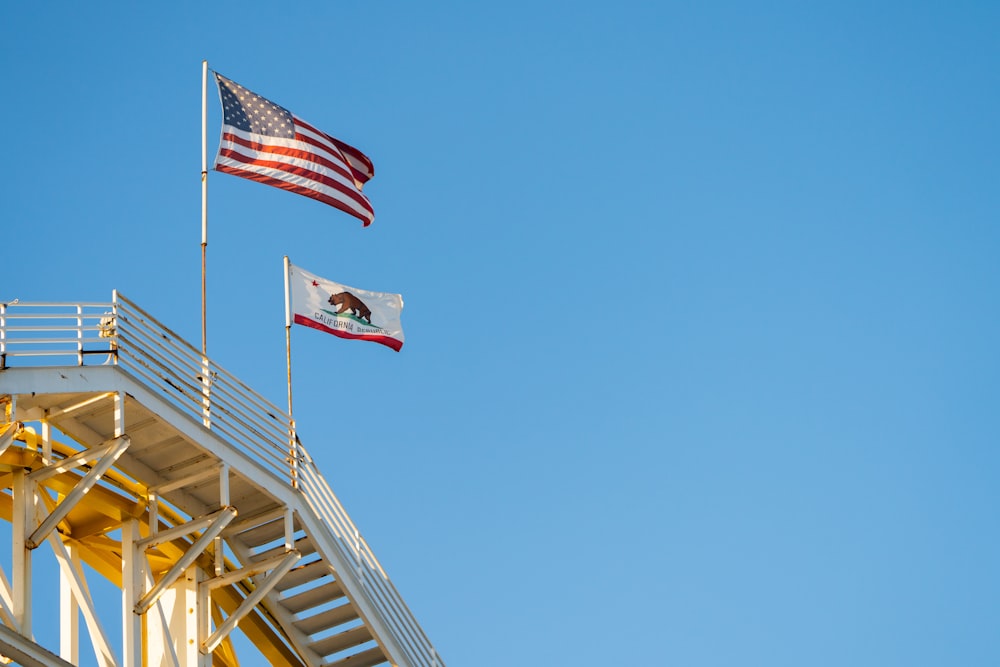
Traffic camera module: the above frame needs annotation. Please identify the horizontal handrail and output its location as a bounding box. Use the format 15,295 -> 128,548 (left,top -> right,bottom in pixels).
0,294 -> 442,667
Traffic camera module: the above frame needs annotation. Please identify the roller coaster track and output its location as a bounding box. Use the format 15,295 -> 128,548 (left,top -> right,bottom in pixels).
0,294 -> 443,667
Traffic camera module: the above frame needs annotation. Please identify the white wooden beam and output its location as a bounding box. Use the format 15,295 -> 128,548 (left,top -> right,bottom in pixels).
134,506 -> 238,616
0,564 -> 17,630
121,520 -> 142,667
59,542 -> 80,664
0,421 -> 22,456
200,550 -> 301,655
12,470 -> 32,636
47,532 -> 119,667
0,623 -> 76,667
25,435 -> 131,549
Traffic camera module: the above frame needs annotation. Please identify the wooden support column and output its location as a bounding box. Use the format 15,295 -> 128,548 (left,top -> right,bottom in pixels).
11,469 -> 32,636
60,541 -> 80,664
122,519 -> 143,667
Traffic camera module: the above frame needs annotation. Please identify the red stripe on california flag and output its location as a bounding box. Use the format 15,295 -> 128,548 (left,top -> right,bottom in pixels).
294,314 -> 402,351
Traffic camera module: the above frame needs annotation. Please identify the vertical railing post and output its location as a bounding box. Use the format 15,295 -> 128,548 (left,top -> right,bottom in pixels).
0,301 -> 6,370
201,357 -> 212,429
76,305 -> 83,366
108,291 -> 120,366
288,419 -> 299,489
354,528 -> 362,585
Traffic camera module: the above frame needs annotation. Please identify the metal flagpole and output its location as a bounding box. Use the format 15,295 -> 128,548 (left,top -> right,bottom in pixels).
200,60 -> 212,429
284,256 -> 298,487
284,256 -> 294,418
201,59 -> 209,356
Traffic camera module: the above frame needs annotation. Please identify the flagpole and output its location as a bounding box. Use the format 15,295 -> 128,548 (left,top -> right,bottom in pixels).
284,256 -> 294,418
198,60 -> 213,429
284,256 -> 298,487
201,59 -> 209,356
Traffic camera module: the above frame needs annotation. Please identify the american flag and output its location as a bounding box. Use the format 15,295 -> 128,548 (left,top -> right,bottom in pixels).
213,73 -> 375,226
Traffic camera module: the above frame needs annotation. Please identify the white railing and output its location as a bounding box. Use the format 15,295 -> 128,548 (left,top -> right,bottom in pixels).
0,293 -> 441,667
298,455 -> 441,667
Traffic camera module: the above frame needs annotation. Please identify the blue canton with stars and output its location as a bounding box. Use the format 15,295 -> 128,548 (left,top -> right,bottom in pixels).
216,74 -> 295,139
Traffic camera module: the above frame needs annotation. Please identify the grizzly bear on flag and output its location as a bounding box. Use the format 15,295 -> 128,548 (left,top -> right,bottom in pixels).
328,292 -> 372,324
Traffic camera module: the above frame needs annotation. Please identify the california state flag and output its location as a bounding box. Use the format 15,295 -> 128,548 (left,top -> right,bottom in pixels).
288,262 -> 404,351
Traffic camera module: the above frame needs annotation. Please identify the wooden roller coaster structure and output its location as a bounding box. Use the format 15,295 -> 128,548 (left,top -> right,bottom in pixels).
0,293 -> 443,667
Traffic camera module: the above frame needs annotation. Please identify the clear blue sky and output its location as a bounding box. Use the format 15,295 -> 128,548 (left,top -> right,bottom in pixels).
4,2 -> 1000,665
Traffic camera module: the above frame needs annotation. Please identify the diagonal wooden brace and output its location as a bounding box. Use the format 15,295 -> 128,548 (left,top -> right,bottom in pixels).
0,623 -> 76,667
200,549 -> 301,655
0,566 -> 16,630
25,435 -> 131,549
134,506 -> 238,615
0,421 -> 23,457
46,531 -> 119,667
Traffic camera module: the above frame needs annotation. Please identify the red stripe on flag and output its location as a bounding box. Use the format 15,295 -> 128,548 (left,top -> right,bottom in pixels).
296,118 -> 375,185
294,314 -> 402,351
216,164 -> 374,226
222,131 -> 357,185
217,142 -> 373,219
